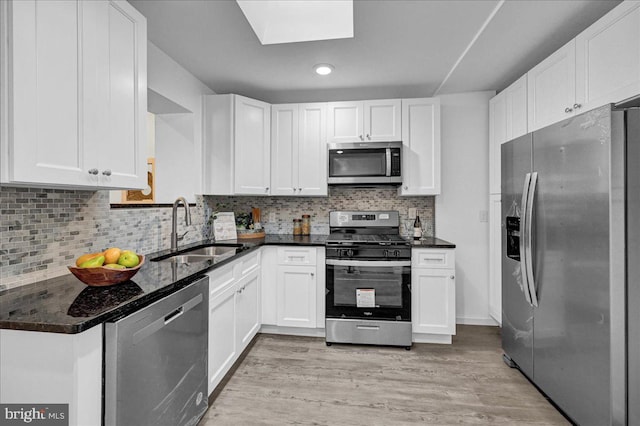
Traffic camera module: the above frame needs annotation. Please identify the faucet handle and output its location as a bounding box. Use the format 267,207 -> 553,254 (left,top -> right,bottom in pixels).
177,230 -> 189,241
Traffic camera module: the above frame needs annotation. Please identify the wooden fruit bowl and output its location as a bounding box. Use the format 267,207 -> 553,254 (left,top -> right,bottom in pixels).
68,255 -> 145,287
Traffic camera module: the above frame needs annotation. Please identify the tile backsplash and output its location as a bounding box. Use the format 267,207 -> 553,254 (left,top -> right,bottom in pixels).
0,187 -> 205,291
205,186 -> 434,238
1,185 -> 434,291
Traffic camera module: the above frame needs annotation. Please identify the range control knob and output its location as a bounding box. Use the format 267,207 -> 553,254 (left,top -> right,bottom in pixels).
346,249 -> 354,257
393,249 -> 401,257
383,249 -> 389,257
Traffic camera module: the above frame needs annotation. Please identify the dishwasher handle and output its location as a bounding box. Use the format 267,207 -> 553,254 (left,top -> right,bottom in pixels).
164,306 -> 184,324
132,292 -> 203,345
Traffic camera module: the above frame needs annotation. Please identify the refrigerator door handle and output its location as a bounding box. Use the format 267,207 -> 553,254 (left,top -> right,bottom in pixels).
525,172 -> 539,307
520,173 -> 533,306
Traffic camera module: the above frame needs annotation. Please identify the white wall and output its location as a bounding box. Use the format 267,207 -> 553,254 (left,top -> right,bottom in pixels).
435,91 -> 497,326
110,42 -> 214,204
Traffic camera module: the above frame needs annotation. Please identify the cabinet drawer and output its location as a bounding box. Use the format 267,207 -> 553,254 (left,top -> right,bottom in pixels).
208,264 -> 235,298
412,249 -> 455,269
277,247 -> 316,266
240,251 -> 260,276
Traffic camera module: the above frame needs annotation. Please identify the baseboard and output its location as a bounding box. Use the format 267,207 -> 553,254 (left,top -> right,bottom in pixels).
412,333 -> 452,344
456,317 -> 500,326
260,325 -> 326,337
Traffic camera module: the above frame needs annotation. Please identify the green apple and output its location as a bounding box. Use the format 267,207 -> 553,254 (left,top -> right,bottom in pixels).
117,251 -> 140,268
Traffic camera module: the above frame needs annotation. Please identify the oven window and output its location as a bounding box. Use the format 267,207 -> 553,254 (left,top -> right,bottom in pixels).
333,266 -> 403,308
329,149 -> 386,177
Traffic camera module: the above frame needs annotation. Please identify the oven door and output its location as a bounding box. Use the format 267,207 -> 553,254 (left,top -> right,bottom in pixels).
325,259 -> 411,321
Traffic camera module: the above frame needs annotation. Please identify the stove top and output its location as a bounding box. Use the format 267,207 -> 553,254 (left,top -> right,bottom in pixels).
326,233 -> 409,245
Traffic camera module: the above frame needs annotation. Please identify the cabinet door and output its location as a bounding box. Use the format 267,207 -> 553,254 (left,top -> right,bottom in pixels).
84,0 -> 147,189
575,1 -> 640,111
489,93 -> 507,195
297,103 -> 328,196
411,268 -> 455,335
327,101 -> 363,143
235,269 -> 260,351
234,95 -> 271,195
363,99 -> 401,142
489,194 -> 502,325
505,74 -> 528,140
398,98 -> 441,196
5,0 -> 91,186
271,104 -> 298,196
208,284 -> 237,394
276,265 -> 317,328
527,40 -> 576,132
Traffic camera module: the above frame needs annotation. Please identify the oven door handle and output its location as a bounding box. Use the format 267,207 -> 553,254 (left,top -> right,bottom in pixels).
326,259 -> 411,267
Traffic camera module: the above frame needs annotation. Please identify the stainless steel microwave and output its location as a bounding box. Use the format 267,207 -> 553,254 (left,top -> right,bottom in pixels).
327,142 -> 402,185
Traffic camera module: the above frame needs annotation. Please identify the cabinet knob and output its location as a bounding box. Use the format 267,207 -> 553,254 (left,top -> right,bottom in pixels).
310,272 -> 314,277
565,107 -> 573,113
293,188 -> 297,193
450,275 -> 455,279
265,187 -> 269,193
366,134 -> 371,140
102,169 -> 112,176
573,103 -> 581,109
88,168 -> 99,175
298,187 -> 302,192
403,185 -> 408,190
359,135 -> 364,141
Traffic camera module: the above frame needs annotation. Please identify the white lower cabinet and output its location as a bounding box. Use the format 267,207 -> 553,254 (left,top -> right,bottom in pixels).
261,246 -> 325,332
411,248 -> 456,342
276,265 -> 317,328
489,195 -> 502,325
207,251 -> 261,395
0,327 -> 102,426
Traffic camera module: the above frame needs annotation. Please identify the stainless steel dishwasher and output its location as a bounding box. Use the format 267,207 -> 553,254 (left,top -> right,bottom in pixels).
104,276 -> 208,426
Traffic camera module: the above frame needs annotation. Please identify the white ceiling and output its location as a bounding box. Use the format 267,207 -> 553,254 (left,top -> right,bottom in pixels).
129,0 -> 621,104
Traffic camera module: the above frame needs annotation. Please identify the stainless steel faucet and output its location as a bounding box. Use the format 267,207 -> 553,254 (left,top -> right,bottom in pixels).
171,197 -> 192,251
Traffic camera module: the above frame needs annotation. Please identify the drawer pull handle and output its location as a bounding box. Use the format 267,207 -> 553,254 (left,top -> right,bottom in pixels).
356,325 -> 380,330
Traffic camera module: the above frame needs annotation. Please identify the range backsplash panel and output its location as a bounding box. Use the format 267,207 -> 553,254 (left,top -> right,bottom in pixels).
1,186 -> 433,291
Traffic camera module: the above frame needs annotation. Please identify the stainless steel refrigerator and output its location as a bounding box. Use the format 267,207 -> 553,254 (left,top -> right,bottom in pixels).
501,103 -> 640,426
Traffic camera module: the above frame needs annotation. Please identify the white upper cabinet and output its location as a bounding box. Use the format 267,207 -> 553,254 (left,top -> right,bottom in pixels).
271,103 -> 327,196
489,74 -> 527,194
398,98 -> 441,196
234,96 -> 271,195
575,0 -> 640,111
527,1 -> 640,132
363,99 -> 402,142
0,0 -> 147,189
203,94 -> 271,195
327,99 -> 401,143
527,40 -> 577,132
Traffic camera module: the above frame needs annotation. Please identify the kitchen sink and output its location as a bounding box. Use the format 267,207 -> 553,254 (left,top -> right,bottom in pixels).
156,254 -> 218,264
151,244 -> 245,264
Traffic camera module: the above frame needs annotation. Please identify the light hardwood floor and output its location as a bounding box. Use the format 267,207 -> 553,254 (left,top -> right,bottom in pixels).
199,326 -> 569,425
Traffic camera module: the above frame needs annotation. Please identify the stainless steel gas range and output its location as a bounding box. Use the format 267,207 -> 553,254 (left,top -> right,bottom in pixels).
325,211 -> 412,349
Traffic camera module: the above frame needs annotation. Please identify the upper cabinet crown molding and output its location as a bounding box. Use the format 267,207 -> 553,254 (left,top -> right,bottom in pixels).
0,0 -> 147,189
327,99 -> 401,143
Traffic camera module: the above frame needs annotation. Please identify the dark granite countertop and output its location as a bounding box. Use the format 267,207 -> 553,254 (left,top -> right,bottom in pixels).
0,236 -> 326,334
409,237 -> 456,248
0,233 -> 453,334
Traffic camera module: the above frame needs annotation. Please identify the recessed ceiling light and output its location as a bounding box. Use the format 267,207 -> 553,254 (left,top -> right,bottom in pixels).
315,64 -> 334,75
